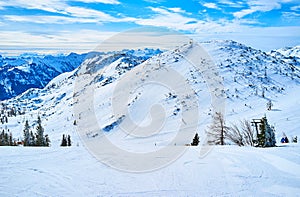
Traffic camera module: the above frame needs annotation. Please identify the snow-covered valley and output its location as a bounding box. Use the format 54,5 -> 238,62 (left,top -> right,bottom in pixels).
1,40 -> 300,196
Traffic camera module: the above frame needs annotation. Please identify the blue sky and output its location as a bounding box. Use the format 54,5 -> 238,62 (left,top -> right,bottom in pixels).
0,0 -> 299,55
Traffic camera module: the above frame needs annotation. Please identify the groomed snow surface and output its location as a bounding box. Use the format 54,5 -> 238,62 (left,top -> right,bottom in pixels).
1,144 -> 300,196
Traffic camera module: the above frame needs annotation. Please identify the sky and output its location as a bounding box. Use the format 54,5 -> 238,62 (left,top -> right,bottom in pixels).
0,0 -> 299,55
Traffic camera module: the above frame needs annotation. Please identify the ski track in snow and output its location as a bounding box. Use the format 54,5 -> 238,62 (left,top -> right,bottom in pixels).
1,145 -> 300,196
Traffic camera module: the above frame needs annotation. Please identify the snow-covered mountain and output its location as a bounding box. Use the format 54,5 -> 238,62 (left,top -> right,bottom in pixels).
0,49 -> 162,101
1,40 -> 300,195
0,53 -> 87,100
4,40 -> 300,143
268,45 -> 300,68
271,46 -> 300,58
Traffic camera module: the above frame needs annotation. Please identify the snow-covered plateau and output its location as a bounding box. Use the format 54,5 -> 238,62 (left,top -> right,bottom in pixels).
0,40 -> 300,196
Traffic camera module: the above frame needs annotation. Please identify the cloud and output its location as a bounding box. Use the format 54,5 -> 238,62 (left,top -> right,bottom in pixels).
134,7 -> 241,34
282,11 -> 300,21
0,0 -> 66,13
65,6 -> 115,19
233,0 -> 291,18
233,9 -> 256,18
4,12 -> 137,24
2,1 -> 137,25
0,0 -> 121,18
143,0 -> 166,4
218,0 -> 245,8
4,15 -> 101,24
203,3 -> 220,10
134,7 -> 197,31
168,7 -> 187,13
0,30 -> 117,55
291,5 -> 300,11
71,0 -> 120,4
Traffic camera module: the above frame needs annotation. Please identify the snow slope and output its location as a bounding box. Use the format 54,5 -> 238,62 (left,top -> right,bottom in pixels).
1,144 -> 300,196
1,40 -> 300,196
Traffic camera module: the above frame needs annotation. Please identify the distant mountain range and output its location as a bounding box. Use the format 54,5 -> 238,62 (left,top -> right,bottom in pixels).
0,41 -> 299,101
0,53 -> 86,100
0,48 -> 162,101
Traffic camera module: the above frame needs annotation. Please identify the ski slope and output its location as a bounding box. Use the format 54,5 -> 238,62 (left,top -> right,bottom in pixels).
1,144 -> 300,196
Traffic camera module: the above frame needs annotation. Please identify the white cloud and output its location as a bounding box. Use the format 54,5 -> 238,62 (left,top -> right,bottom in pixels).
4,15 -> 101,24
70,0 -> 120,4
2,0 -> 137,25
143,0 -> 166,4
233,0 -> 290,18
0,0 -> 66,13
65,6 -> 115,19
282,11 -> 300,20
291,5 -> 300,11
233,9 -> 256,18
203,3 -> 220,10
134,7 -> 241,33
218,0 -> 245,8
134,7 -> 197,31
0,30 -> 117,55
0,0 -> 121,13
168,7 -> 187,13
4,13 -> 137,24
0,0 -> 123,20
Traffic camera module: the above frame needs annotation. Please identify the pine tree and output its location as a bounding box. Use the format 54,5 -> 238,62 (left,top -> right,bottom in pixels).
191,133 -> 199,146
23,120 -> 30,146
29,131 -> 35,146
0,130 -> 4,145
9,132 -> 13,146
257,116 -> 276,147
35,116 -> 45,146
45,134 -> 50,147
61,134 -> 67,146
67,135 -> 71,146
4,132 -> 8,146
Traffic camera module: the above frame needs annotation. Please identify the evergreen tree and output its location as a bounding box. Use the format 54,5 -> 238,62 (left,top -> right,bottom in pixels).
9,132 -> 13,146
191,133 -> 199,146
0,130 -> 4,145
257,116 -> 276,147
61,134 -> 67,146
3,132 -> 9,146
67,135 -> 71,146
29,131 -> 36,146
45,134 -> 51,147
35,116 -> 46,146
292,136 -> 297,143
23,120 -> 30,146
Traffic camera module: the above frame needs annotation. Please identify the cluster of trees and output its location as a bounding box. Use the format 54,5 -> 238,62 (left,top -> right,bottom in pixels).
205,112 -> 276,147
61,134 -> 71,146
0,129 -> 16,146
0,104 -> 21,124
23,116 -> 50,147
0,103 -> 21,124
